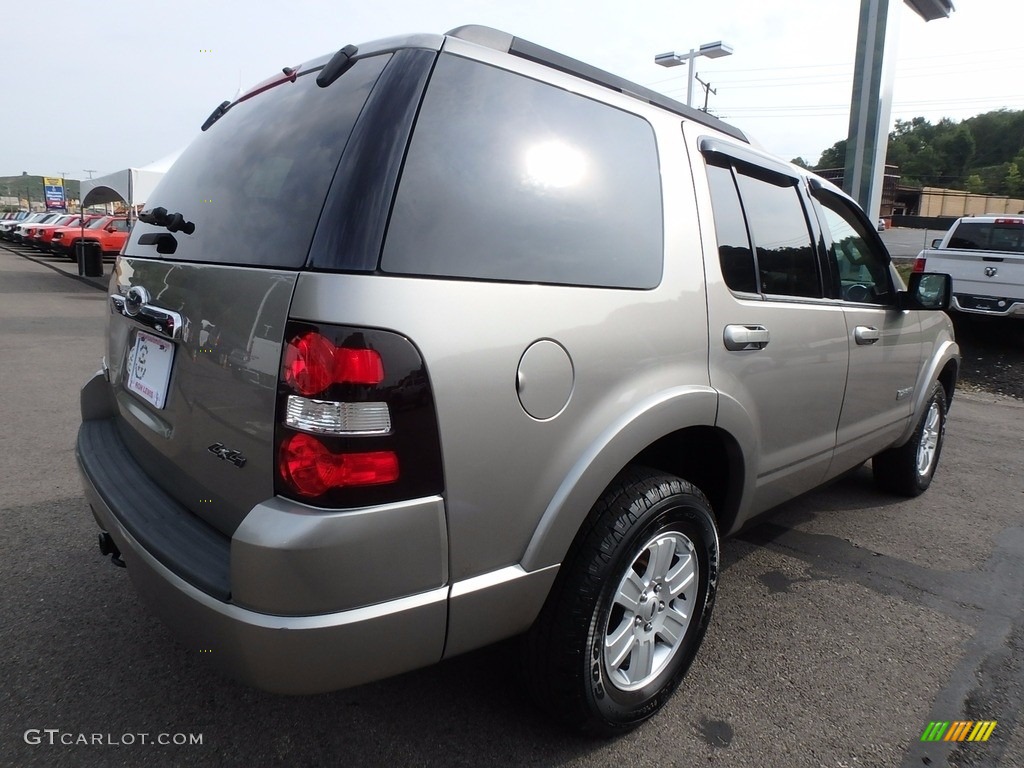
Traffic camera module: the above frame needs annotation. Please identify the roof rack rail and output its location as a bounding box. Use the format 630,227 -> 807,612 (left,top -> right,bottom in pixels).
446,25 -> 749,144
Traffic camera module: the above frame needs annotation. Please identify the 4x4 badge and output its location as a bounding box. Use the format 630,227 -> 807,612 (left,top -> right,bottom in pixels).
207,443 -> 247,468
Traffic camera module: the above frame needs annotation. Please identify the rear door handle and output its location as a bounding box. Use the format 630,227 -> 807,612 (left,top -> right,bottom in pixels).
854,326 -> 880,345
724,324 -> 770,351
110,293 -> 183,341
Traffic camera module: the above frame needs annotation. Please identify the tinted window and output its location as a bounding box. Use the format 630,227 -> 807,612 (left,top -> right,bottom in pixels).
705,163 -> 757,293
949,221 -> 1024,253
735,170 -> 820,298
127,55 -> 390,268
815,191 -> 893,304
382,54 -> 663,288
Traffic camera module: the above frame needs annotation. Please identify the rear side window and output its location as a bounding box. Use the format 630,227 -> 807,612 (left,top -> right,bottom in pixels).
704,156 -> 821,299
705,163 -> 756,293
381,54 -> 664,288
736,170 -> 820,298
127,55 -> 391,268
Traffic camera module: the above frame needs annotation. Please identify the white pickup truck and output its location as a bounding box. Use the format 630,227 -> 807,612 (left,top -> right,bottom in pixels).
914,214 -> 1024,317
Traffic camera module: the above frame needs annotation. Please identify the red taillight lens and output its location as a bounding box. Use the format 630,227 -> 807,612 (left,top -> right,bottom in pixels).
278,433 -> 399,497
913,256 -> 927,273
335,347 -> 385,385
283,332 -> 384,395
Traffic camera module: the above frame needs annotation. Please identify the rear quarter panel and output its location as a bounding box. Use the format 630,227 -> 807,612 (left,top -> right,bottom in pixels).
289,100 -> 714,584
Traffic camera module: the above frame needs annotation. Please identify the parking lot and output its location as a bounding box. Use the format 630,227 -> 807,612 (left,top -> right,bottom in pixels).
1,243 -> 1022,767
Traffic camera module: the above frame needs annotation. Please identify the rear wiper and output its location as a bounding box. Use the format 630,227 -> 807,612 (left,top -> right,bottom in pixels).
201,100 -> 232,132
139,206 -> 196,235
201,65 -> 301,131
316,44 -> 358,88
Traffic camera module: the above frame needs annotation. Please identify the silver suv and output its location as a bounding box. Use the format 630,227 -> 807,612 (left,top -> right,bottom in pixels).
78,26 -> 960,735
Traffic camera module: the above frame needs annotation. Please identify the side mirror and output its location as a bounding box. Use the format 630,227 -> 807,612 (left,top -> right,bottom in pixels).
900,272 -> 951,311
105,224 -> 116,232
931,238 -> 943,248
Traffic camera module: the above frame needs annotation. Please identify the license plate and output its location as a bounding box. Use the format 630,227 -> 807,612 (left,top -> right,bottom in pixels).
125,331 -> 174,409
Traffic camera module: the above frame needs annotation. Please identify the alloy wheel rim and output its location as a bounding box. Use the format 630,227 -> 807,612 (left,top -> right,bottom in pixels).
917,401 -> 942,477
602,531 -> 698,691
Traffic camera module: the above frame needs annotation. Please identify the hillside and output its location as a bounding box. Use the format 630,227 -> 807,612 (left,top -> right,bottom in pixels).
0,174 -> 81,207
809,109 -> 1024,196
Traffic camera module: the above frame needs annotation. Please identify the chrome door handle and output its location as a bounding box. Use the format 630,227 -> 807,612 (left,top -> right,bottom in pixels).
854,326 -> 880,345
724,325 -> 770,351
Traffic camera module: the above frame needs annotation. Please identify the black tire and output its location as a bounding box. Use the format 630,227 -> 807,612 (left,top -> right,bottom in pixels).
522,466 -> 719,735
872,383 -> 947,497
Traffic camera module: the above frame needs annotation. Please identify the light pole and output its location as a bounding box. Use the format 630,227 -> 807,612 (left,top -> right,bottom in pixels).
655,41 -> 733,108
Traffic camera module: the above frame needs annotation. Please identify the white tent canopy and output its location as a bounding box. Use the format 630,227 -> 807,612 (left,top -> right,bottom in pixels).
79,149 -> 182,211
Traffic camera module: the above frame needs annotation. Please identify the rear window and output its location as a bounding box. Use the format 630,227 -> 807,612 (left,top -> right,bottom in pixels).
126,54 -> 390,268
948,221 -> 1024,253
381,54 -> 663,289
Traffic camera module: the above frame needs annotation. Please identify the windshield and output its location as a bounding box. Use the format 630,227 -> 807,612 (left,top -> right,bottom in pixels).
128,54 -> 391,268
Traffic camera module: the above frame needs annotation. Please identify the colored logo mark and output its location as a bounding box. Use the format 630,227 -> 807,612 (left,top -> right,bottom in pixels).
921,721 -> 997,742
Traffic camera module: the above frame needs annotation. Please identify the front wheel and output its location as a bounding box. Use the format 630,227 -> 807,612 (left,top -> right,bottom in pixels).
522,467 -> 719,735
872,383 -> 947,496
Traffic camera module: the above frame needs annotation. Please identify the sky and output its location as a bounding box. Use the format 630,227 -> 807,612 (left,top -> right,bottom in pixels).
1,0 -> 1022,181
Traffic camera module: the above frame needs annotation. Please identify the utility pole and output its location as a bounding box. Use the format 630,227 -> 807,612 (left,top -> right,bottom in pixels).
83,169 -> 97,179
695,74 -> 717,113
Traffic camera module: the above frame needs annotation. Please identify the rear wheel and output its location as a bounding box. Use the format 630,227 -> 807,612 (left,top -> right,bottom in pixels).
872,383 -> 947,496
523,467 -> 719,735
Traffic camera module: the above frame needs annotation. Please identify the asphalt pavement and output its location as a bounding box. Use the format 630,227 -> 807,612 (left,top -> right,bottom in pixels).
879,225 -> 946,260
1,244 -> 1021,768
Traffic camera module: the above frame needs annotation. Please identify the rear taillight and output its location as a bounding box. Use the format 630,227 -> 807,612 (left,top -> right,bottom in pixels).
913,256 -> 926,273
283,331 -> 384,394
279,433 -> 398,497
275,322 -> 443,507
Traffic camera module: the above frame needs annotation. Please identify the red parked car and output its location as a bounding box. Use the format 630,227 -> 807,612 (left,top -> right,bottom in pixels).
30,214 -> 90,252
36,214 -> 105,253
51,216 -> 131,261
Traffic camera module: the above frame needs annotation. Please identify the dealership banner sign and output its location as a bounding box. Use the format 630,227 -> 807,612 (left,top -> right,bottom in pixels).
43,177 -> 66,210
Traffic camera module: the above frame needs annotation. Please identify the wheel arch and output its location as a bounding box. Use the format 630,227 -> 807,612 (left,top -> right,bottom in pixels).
898,337 -> 960,445
632,425 -> 745,537
520,389 -> 746,573
938,357 -> 959,410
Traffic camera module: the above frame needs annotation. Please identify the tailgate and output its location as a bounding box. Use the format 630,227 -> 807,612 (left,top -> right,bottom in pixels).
927,249 -> 1024,299
108,258 -> 295,536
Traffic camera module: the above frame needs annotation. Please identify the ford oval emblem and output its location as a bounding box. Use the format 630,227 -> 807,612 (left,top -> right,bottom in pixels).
125,286 -> 150,317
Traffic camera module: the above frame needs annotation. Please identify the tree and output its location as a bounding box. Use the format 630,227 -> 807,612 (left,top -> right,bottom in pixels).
936,125 -> 976,184
815,139 -> 847,170
791,157 -> 811,169
965,174 -> 985,194
1005,163 -> 1023,199
810,109 -> 1024,195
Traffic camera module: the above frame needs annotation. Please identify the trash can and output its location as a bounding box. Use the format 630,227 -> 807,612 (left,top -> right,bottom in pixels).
77,242 -> 104,277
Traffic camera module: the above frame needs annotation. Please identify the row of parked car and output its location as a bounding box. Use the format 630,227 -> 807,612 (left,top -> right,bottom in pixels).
0,210 -> 131,260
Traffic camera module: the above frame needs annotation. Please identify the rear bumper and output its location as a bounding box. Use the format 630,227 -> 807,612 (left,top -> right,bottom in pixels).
77,374 -> 449,694
951,293 -> 1024,318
